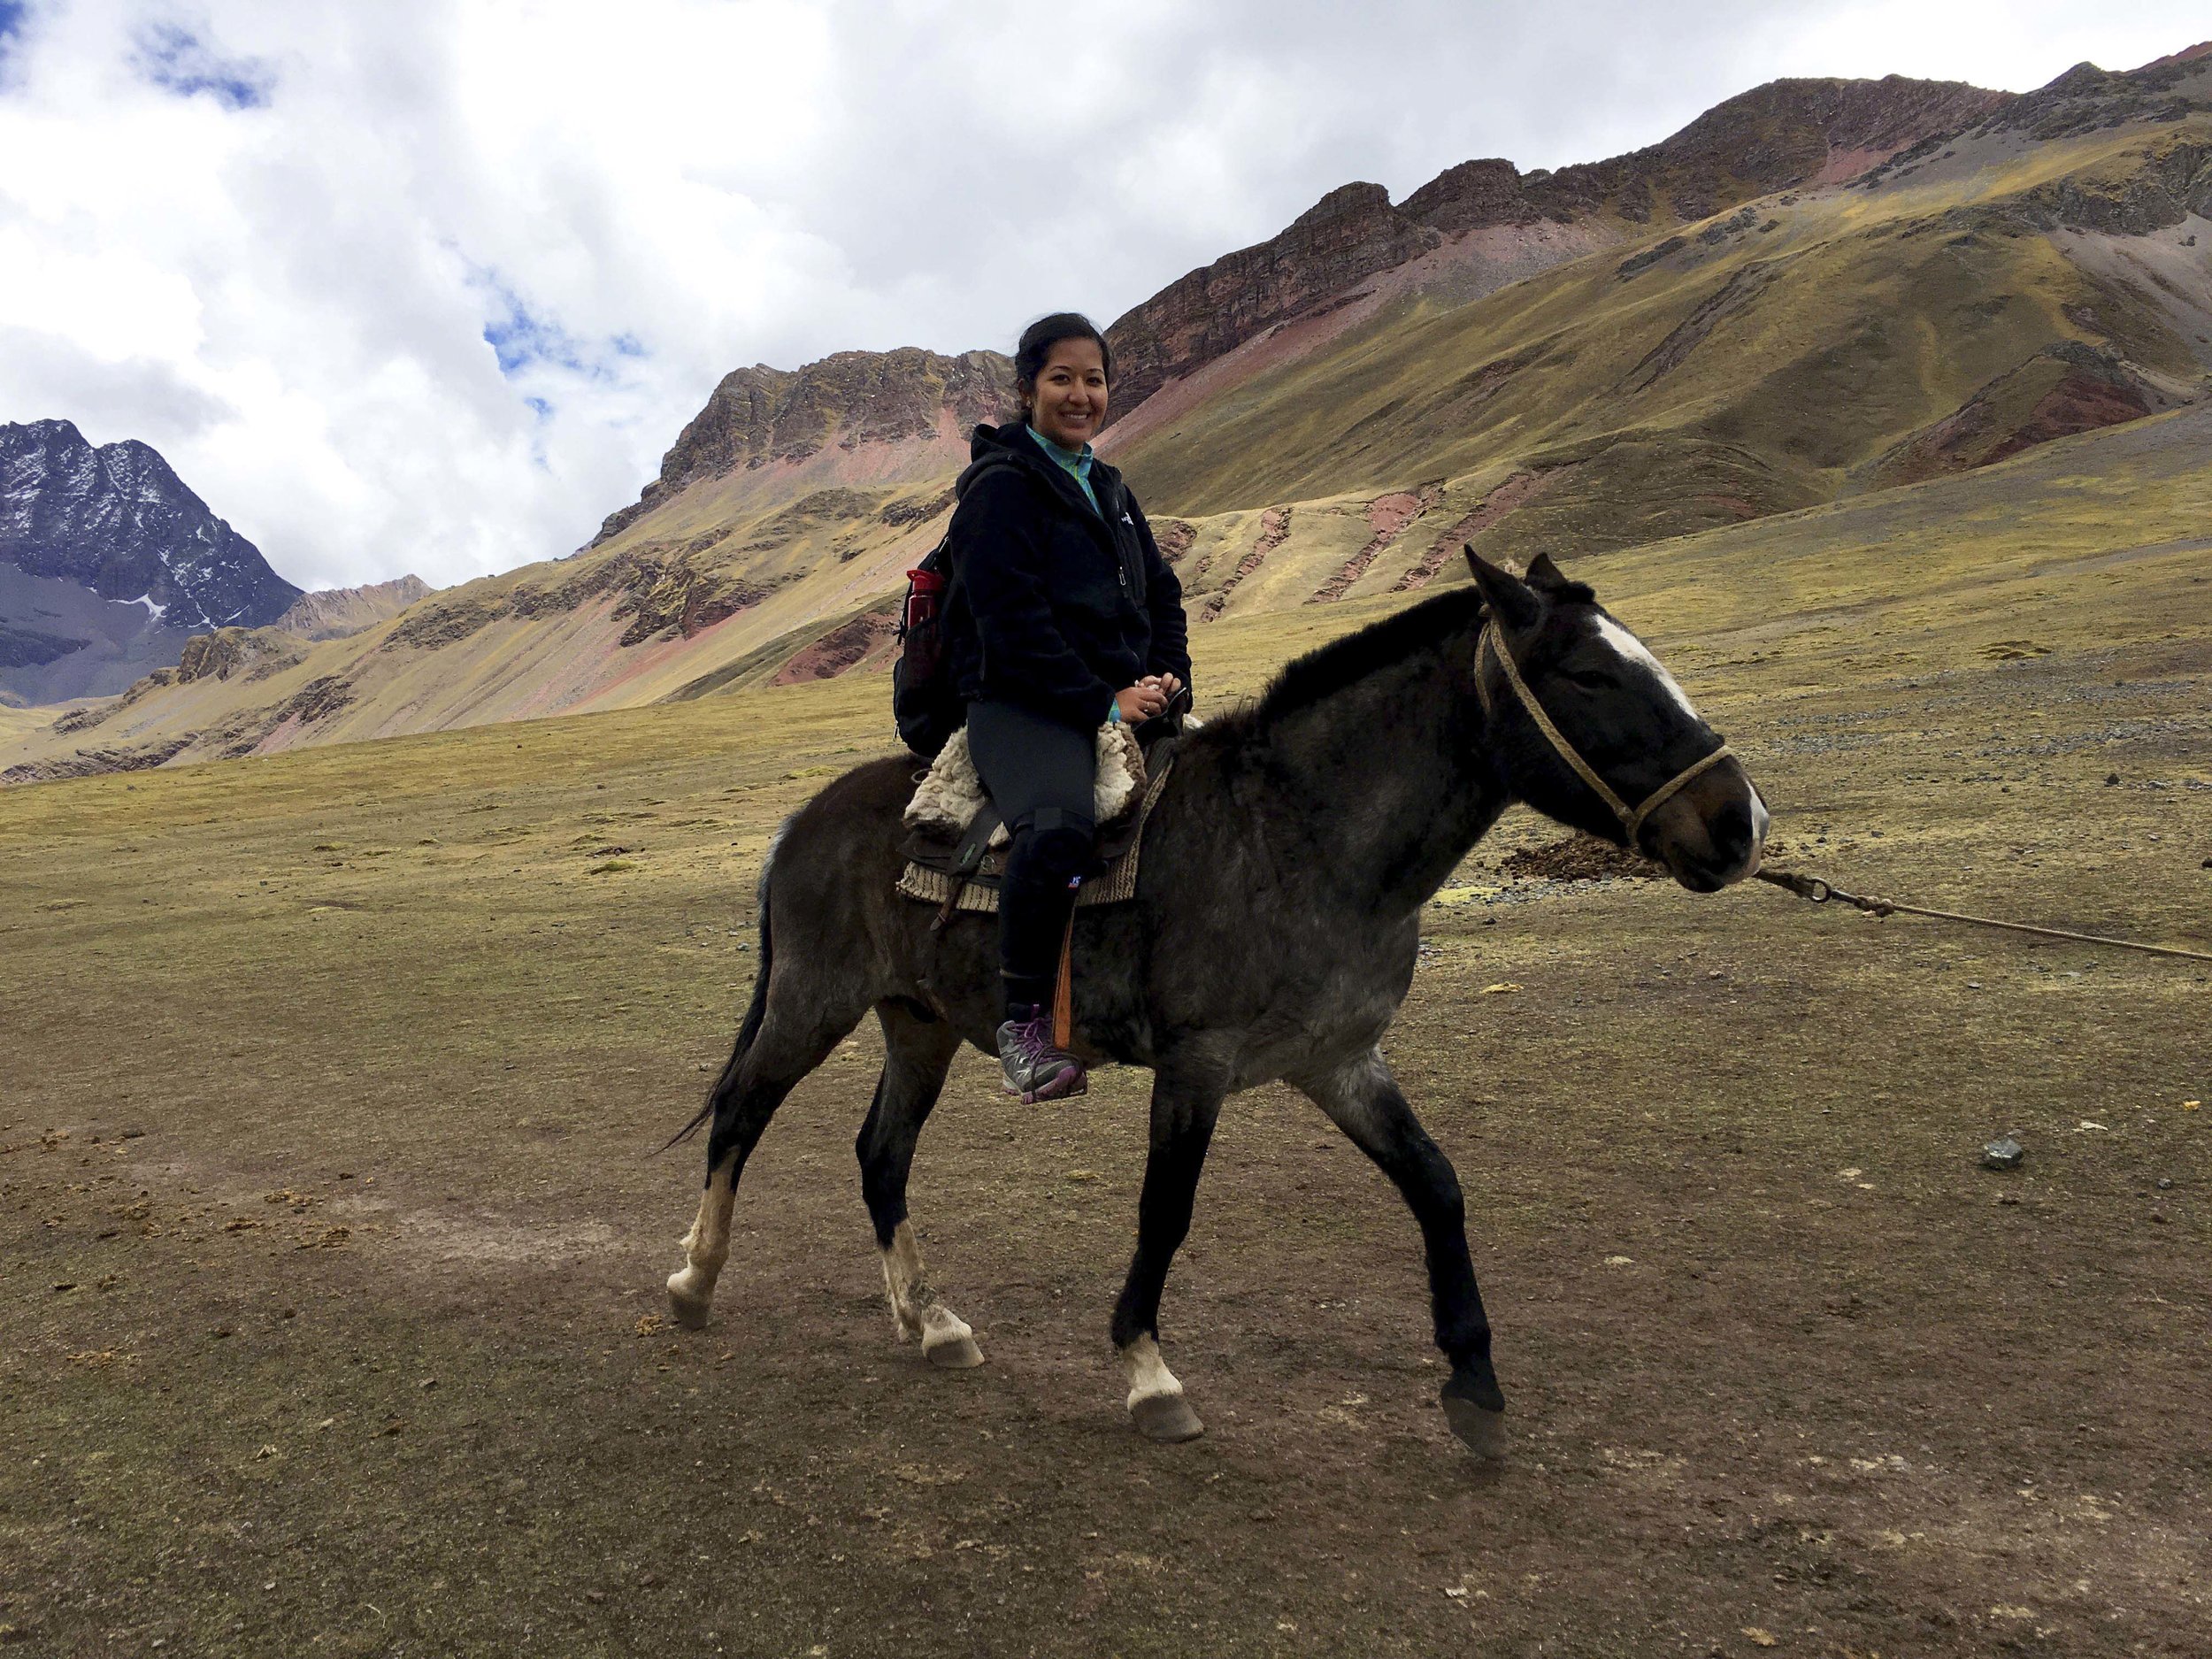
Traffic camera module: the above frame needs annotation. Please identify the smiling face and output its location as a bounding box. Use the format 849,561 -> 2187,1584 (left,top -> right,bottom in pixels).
1024,335 -> 1109,449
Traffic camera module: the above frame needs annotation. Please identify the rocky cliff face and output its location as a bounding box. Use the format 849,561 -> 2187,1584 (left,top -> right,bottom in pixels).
1102,182 -> 1443,419
275,575 -> 433,641
592,348 -> 1012,544
0,419 -> 301,633
1103,75 -> 2011,419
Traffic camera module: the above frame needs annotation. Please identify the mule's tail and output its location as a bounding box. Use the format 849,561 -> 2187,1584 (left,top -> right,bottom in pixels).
663,852 -> 777,1150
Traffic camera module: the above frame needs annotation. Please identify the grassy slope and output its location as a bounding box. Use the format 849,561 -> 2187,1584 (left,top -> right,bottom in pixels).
0,470 -> 956,769
4,403 -> 2207,1656
4,120 -> 2203,780
1109,121 -> 2202,520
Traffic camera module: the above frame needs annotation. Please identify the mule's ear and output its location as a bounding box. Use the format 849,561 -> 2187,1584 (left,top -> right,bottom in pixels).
1465,547 -> 1541,631
1525,551 -> 1572,594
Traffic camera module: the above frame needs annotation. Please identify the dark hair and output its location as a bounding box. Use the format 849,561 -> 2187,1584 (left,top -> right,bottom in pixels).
1014,312 -> 1111,408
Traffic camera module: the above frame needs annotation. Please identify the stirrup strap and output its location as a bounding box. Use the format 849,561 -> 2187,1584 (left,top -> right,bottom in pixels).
1051,901 -> 1077,1050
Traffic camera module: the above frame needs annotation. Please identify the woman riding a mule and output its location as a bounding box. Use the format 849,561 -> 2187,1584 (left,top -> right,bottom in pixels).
945,312 -> 1190,1102
665,320 -> 1769,1453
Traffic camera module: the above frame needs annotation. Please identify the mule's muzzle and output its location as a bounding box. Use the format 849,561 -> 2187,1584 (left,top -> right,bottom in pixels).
1644,757 -> 1767,893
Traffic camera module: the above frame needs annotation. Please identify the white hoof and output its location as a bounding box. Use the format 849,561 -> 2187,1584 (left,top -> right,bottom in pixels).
919,1306 -> 984,1370
666,1267 -> 714,1330
1122,1335 -> 1203,1441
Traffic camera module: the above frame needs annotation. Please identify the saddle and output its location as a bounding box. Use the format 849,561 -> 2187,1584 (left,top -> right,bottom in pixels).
897,721 -> 1181,924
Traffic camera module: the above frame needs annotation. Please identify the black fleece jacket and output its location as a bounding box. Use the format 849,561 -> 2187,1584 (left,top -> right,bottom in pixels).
946,419 -> 1191,733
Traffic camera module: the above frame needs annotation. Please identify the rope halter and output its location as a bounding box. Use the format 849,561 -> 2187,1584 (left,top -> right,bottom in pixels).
1475,617 -> 1734,851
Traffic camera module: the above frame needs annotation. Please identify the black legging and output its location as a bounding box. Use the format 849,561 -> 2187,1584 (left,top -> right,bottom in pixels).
966,699 -> 1095,1016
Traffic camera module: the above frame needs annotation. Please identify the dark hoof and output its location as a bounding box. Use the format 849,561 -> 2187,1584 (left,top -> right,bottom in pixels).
1441,1393 -> 1509,1459
1130,1391 -> 1205,1443
923,1333 -> 986,1370
665,1271 -> 712,1331
1440,1370 -> 1507,1459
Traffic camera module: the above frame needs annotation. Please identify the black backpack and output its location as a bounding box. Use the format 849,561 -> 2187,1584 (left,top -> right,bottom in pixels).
891,456 -> 1017,757
891,533 -> 963,758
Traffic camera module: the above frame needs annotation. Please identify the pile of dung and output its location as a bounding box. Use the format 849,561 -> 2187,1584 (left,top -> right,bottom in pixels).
1495,834 -> 1662,882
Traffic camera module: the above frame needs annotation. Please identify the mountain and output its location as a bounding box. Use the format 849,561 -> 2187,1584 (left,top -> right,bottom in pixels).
1100,75 -> 2014,421
0,349 -> 1010,769
1,419 -> 302,633
0,419 -> 303,702
4,46 -> 2208,780
274,576 -> 434,641
590,348 -> 1012,545
1094,49 -> 2210,529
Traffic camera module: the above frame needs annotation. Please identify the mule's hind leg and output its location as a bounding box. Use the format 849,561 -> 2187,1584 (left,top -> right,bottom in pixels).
1109,1060 -> 1227,1443
1295,1048 -> 1505,1458
667,998 -> 861,1330
855,1000 -> 980,1368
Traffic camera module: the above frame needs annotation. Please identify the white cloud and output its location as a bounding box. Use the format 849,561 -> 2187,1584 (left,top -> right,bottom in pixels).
0,0 -> 2203,590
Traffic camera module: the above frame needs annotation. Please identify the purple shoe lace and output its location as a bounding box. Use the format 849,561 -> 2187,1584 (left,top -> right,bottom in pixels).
997,1012 -> 1087,1102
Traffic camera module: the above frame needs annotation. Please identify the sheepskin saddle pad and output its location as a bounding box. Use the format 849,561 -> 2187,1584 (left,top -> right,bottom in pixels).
896,722 -> 1171,915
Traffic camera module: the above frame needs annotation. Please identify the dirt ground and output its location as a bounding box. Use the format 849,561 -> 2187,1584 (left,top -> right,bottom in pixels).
4,545 -> 2209,1655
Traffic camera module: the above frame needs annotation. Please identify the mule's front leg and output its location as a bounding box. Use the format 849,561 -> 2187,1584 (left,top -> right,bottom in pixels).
1109,1068 -> 1225,1443
855,1004 -> 981,1369
1297,1048 -> 1507,1458
879,1221 -> 982,1368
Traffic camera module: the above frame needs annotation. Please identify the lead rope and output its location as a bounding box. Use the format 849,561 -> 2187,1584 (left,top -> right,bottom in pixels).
1474,620 -> 2212,965
1754,867 -> 2212,964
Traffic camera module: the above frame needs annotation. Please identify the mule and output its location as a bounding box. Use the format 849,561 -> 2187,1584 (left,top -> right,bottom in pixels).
664,551 -> 1768,1455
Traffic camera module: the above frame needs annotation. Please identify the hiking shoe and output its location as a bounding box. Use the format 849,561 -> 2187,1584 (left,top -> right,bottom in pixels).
997,1010 -> 1087,1103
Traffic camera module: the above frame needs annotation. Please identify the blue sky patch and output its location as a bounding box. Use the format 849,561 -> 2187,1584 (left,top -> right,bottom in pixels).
477,272 -> 592,376
0,0 -> 30,68
472,266 -> 642,391
482,304 -> 584,376
137,23 -> 273,111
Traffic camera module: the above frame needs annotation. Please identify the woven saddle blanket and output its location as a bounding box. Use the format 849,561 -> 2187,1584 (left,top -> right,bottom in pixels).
896,721 -> 1175,916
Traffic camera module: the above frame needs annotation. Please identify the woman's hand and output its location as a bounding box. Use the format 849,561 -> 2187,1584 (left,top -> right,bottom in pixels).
1115,681 -> 1169,725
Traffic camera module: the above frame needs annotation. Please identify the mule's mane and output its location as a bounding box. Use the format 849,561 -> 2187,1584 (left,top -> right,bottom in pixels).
1231,588 -> 1486,732
1225,573 -> 1587,729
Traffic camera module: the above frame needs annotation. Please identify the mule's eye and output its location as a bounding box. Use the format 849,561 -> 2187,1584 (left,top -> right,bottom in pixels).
1559,668 -> 1610,689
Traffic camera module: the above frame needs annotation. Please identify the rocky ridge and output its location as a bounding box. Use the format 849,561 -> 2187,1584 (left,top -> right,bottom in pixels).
1863,342 -> 2169,488
592,349 -> 1011,545
1102,75 -> 2013,419
1978,42 -> 2211,139
275,576 -> 433,641
0,419 -> 300,634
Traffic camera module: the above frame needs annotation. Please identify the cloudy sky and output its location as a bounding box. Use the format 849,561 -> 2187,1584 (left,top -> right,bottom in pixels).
0,1 -> 2201,591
